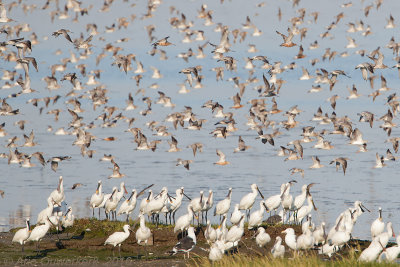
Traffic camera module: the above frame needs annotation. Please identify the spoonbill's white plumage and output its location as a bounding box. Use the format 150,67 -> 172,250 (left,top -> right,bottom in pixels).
174,205 -> 196,234
230,203 -> 244,225
248,200 -> 267,230
371,207 -> 385,238
104,224 -> 131,256
37,197 -> 55,224
27,218 -> 53,253
90,180 -> 104,218
204,219 -> 217,244
12,218 -> 31,252
117,189 -> 137,222
214,188 -> 232,218
239,184 -> 264,219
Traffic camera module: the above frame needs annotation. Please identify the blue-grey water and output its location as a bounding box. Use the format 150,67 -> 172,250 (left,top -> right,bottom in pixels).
1,0 -> 400,242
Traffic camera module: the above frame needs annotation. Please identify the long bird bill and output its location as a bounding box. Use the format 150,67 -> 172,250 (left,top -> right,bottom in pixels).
257,186 -> 264,199
137,184 -> 154,197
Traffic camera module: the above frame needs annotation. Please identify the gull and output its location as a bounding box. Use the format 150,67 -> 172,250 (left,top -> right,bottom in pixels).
276,29 -> 296,47
214,149 -> 229,165
330,157 -> 348,175
256,227 -> 271,248
12,218 -> 31,252
104,225 -> 131,257
271,236 -> 285,258
52,29 -> 73,43
170,226 -> 196,259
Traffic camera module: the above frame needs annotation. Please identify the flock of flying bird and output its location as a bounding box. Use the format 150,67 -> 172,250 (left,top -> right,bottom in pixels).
2,0 -> 400,263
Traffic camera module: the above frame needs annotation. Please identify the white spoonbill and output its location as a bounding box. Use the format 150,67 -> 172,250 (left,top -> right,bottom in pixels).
205,220 -> 217,244
105,187 -> 118,220
49,176 -> 65,206
136,213 -> 152,258
265,183 -> 286,215
359,236 -> 386,262
174,205 -> 196,234
61,206 -> 74,229
12,218 -> 31,252
378,234 -> 400,262
230,203 -> 244,225
282,228 -> 297,251
248,200 -> 267,230
27,218 -> 53,253
214,188 -> 232,219
117,189 -> 137,222
239,184 -> 264,219
371,207 -> 385,238
225,215 -> 245,251
37,197 -> 55,224
104,224 -> 131,257
202,190 -> 214,222
209,242 -> 224,262
90,180 -> 104,219
375,221 -> 395,248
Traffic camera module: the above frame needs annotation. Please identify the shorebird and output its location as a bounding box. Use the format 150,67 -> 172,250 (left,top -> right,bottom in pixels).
27,218 -> 54,254
174,205 -> 196,235
104,224 -> 131,257
214,149 -> 230,165
52,29 -> 73,43
152,36 -> 174,48
214,188 -> 232,219
239,184 -> 264,219
276,29 -> 296,47
135,213 -> 152,258
12,218 -> 31,252
0,4 -> 14,22
170,226 -> 196,259
330,157 -> 348,175
371,207 -> 385,238
90,180 -> 104,218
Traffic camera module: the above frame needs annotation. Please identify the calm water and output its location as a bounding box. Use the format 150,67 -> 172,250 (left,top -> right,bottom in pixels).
1,0 -> 400,241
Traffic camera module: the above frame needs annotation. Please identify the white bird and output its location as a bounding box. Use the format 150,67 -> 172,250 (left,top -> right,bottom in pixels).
214,188 -> 232,219
204,220 -> 217,244
170,226 -> 197,259
115,182 -> 128,202
255,227 -> 271,248
371,207 -> 385,238
302,214 -> 315,233
37,197 -> 55,224
162,187 -> 187,224
61,206 -> 74,229
90,180 -> 104,219
265,183 -> 286,214
328,215 -> 351,250
136,213 -> 152,257
281,180 -> 297,223
282,228 -> 297,251
139,190 -> 153,213
190,191 -> 204,224
174,205 -> 196,234
296,227 -> 314,250
231,203 -> 244,225
0,3 -> 14,23
248,200 -> 267,230
117,189 -> 138,222
105,187 -> 119,220
12,218 -> 31,252
225,215 -> 245,250
292,183 -> 315,222
49,176 -> 65,207
104,224 -> 131,257
216,215 -> 228,240
290,192 -> 317,223
145,187 -> 168,226
376,222 -> 395,248
359,236 -> 386,262
239,184 -> 264,219
271,236 -> 285,258
201,190 -> 214,222
313,222 -> 326,245
209,242 -> 224,262
379,234 -> 400,262
27,218 -> 53,253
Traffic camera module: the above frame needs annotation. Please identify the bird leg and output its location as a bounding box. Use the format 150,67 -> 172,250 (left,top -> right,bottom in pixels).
118,245 -> 121,258
98,208 -> 101,220
126,214 -> 129,223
